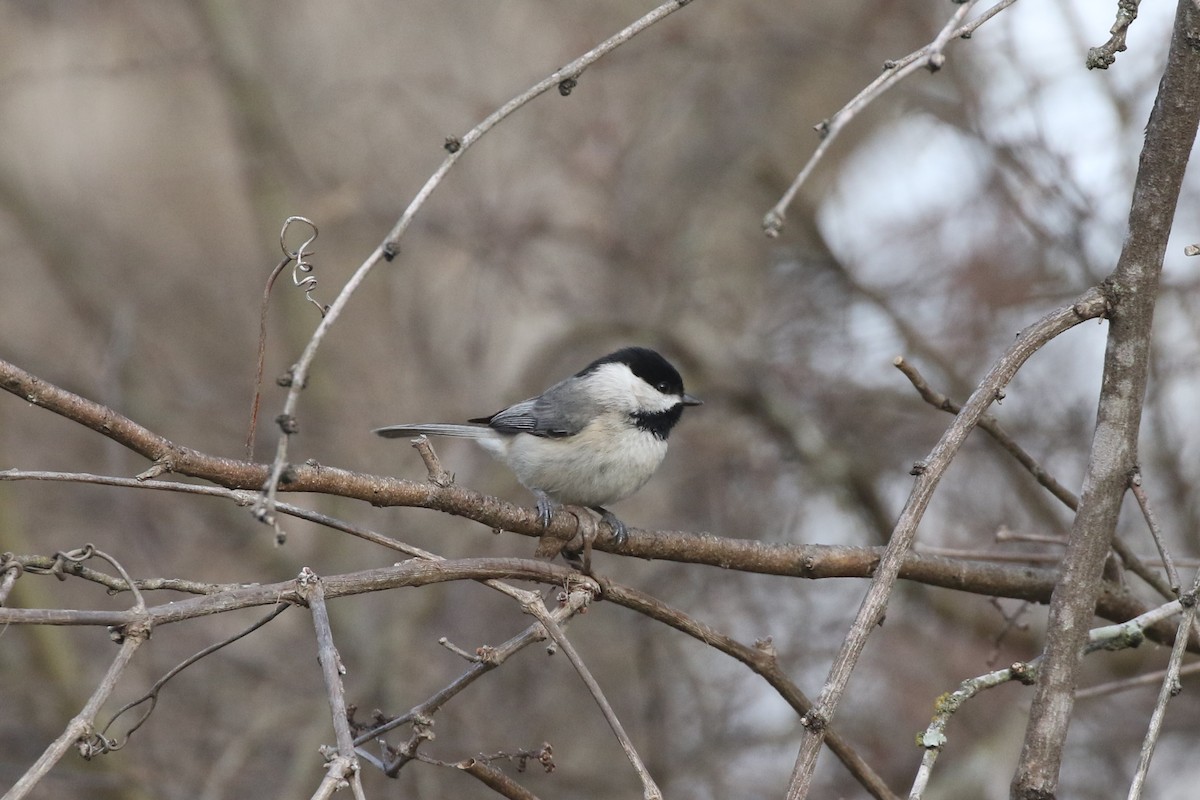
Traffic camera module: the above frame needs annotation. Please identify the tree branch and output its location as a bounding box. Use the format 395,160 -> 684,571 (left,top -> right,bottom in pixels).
895,357 -> 1178,602
3,631 -> 147,800
762,0 -> 1016,236
784,288 -> 1107,799
299,570 -> 363,800
0,465 -> 1180,644
1013,2 -> 1200,796
0,558 -> 576,627
603,582 -> 899,800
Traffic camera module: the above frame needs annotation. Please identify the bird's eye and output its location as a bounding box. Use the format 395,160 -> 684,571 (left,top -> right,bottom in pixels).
656,381 -> 669,393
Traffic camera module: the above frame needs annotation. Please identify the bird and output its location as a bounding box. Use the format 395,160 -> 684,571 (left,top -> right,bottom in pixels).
374,347 -> 701,545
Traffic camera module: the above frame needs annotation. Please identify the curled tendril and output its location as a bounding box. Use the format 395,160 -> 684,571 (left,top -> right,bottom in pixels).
22,544 -> 146,611
1,551 -> 26,578
280,216 -> 328,316
23,544 -> 95,580
77,732 -> 122,760
87,604 -> 290,758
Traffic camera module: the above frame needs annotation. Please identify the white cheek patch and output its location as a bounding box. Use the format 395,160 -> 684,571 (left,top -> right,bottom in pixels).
588,363 -> 681,414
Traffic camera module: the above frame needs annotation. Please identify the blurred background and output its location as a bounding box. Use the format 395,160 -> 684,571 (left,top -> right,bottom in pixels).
1,1 -> 1198,798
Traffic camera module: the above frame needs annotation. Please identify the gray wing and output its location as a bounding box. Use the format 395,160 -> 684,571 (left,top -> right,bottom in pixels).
473,378 -> 597,438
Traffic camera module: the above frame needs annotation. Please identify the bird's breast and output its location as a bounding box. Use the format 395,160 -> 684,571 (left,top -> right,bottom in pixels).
501,422 -> 668,507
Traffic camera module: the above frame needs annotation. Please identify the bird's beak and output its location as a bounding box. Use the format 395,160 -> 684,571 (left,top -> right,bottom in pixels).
682,394 -> 703,407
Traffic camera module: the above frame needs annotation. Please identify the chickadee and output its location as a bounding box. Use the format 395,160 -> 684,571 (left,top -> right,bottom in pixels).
374,347 -> 701,545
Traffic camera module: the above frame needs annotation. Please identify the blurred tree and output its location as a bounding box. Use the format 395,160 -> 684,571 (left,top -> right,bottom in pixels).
1,1 -> 1199,799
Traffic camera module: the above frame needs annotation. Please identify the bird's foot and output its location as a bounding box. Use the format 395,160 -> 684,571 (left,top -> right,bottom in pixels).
592,506 -> 629,546
533,489 -> 557,529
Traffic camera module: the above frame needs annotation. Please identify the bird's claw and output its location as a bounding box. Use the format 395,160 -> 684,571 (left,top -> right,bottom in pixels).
534,493 -> 629,548
534,491 -> 556,529
595,507 -> 628,546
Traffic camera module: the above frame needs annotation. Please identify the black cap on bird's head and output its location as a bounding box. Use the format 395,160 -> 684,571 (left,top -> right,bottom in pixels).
579,347 -> 703,408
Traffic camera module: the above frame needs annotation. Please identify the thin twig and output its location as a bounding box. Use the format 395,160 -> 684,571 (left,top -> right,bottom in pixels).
926,544 -> 1200,570
0,556 -> 22,606
1076,660 -> 1200,700
411,435 -> 454,487
245,253 -> 292,459
1127,578 -> 1200,798
985,598 -> 1031,667
763,0 -> 1016,236
520,591 -> 661,800
245,217 -> 324,460
378,0 -> 693,257
909,660 -> 1033,799
916,545 -> 1060,564
374,587 -> 594,778
994,528 -> 1068,546
1129,470 -> 1180,594
893,356 -> 1079,509
1086,0 -> 1142,69
299,569 -> 362,800
0,470 -> 439,562
361,586 -> 595,757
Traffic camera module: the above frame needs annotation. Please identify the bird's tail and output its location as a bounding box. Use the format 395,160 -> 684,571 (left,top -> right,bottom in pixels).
374,423 -> 494,440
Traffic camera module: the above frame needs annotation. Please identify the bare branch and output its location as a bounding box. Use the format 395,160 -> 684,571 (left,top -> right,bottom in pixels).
1014,3 -> 1200,795
763,0 -> 1017,236
1129,469 -> 1181,594
910,661 -> 1034,799
1127,581 -> 1200,797
0,466 -> 1181,650
603,582 -> 899,800
359,586 -> 593,756
911,598 -> 1188,798
454,758 -> 542,800
894,356 -> 1081,510
784,288 -> 1107,799
298,569 -> 362,800
4,631 -> 147,800
96,605 -> 289,753
896,357 -> 1178,602
1087,0 -> 1142,69
519,589 -> 661,800
0,558 -> 577,627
